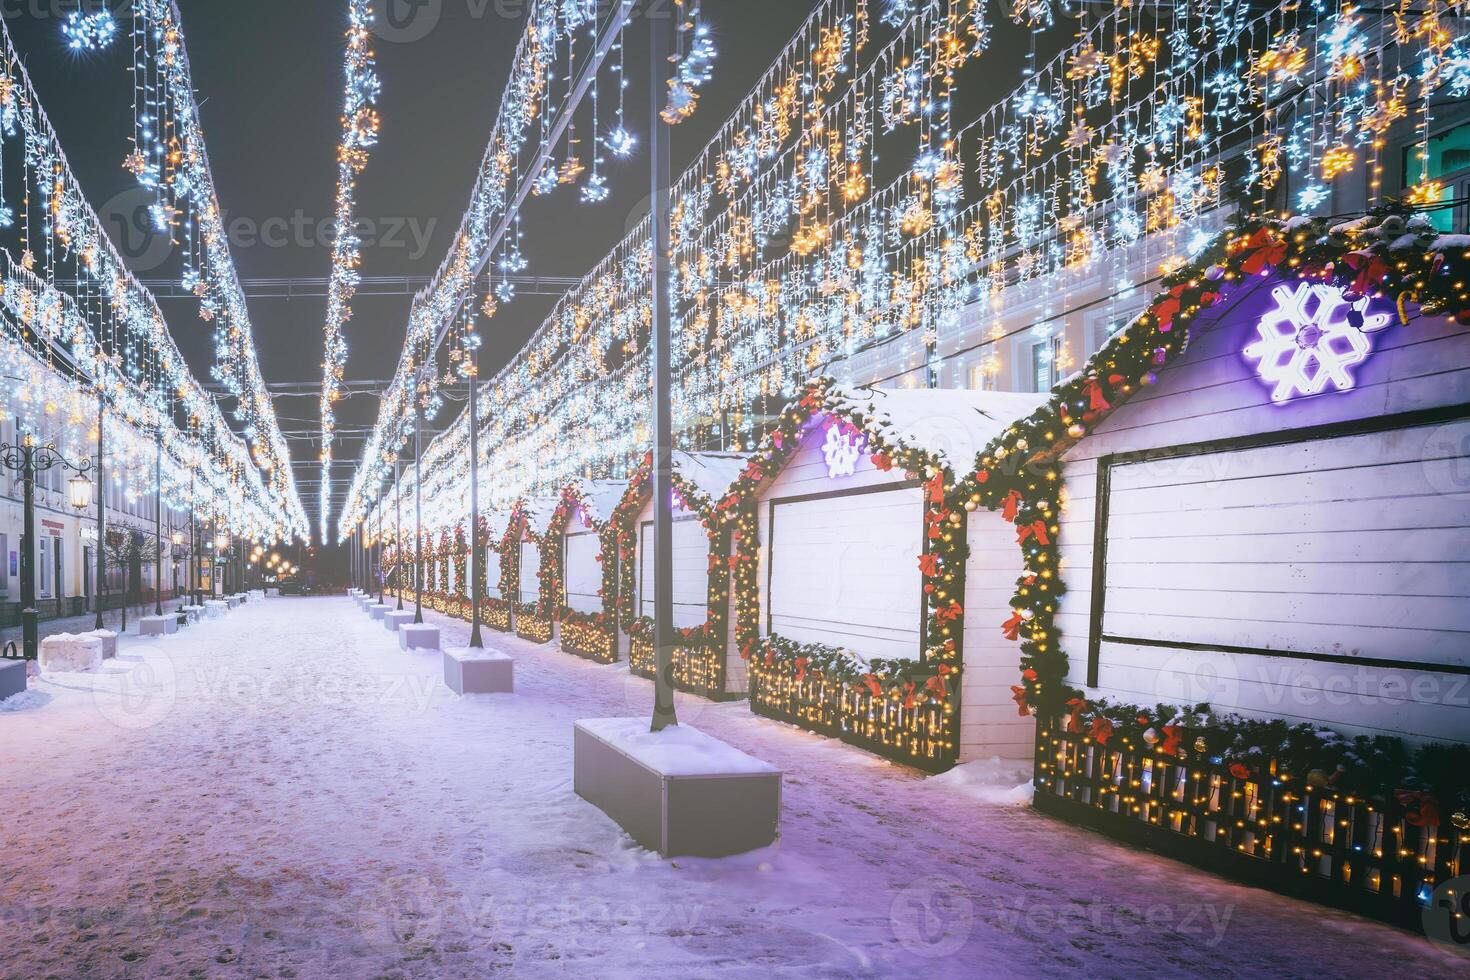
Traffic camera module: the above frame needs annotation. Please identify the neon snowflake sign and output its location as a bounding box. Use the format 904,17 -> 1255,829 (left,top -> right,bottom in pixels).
822,425 -> 866,478
1243,283 -> 1391,402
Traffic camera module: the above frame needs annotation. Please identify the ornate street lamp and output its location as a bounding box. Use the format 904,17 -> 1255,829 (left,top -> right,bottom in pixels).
0,436 -> 93,660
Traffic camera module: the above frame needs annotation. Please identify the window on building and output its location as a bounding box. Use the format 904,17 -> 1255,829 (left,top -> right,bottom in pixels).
968,362 -> 996,391
1404,121 -> 1470,233
1030,333 -> 1066,393
38,536 -> 50,596
0,533 -> 7,596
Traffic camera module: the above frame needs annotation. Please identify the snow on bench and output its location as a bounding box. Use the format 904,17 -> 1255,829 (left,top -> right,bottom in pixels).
38,634 -> 106,674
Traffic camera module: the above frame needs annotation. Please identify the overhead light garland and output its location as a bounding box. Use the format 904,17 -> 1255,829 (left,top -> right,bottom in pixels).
0,17 -> 287,543
319,0 -> 382,543
127,0 -> 309,540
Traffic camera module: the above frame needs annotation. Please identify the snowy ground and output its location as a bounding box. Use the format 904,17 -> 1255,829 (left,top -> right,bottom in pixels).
0,597 -> 1458,978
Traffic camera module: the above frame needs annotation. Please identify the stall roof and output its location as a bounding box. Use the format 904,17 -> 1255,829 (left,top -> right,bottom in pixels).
522,497 -> 561,536
672,451 -> 748,502
576,479 -> 630,525
826,385 -> 1049,471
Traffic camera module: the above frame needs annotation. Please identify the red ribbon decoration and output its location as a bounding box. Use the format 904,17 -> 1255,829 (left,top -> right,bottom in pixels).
1395,790 -> 1442,828
918,553 -> 940,578
1065,696 -> 1087,734
1089,717 -> 1113,745
1343,250 -> 1392,297
871,452 -> 893,472
926,472 -> 946,505
862,674 -> 883,698
1017,520 -> 1050,547
794,657 -> 810,683
1010,685 -> 1030,717
936,600 -> 963,622
1239,227 -> 1286,275
1159,725 -> 1183,756
1001,489 -> 1022,523
1001,611 -> 1024,641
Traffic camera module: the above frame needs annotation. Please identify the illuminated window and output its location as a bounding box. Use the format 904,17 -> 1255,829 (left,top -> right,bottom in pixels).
1030,334 -> 1066,392
1403,122 -> 1470,233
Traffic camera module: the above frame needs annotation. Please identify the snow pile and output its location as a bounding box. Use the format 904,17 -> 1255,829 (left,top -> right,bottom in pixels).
37,633 -> 105,674
928,756 -> 1035,806
577,716 -> 778,777
827,385 -> 1048,471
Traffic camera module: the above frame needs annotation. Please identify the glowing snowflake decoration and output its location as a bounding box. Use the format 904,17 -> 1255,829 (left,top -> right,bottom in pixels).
1243,283 -> 1391,402
822,425 -> 865,478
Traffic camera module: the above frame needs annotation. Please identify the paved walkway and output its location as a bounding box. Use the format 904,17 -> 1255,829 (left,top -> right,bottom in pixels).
0,597 -> 1459,978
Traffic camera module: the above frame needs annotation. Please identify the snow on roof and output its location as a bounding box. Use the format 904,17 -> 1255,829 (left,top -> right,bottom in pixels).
485,510 -> 515,542
672,451 -> 748,501
576,479 -> 629,525
522,497 -> 561,535
825,385 -> 1048,470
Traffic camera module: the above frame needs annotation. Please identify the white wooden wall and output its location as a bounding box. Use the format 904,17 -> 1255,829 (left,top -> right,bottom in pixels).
635,496 -> 743,692
962,508 -> 1034,761
636,507 -> 711,628
565,528 -> 603,614
756,423 -> 923,654
1058,279 -> 1470,745
519,539 -> 541,606
486,547 -> 504,599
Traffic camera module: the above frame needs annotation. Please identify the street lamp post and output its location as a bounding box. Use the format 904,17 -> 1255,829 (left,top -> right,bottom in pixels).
153,430 -> 163,616
0,436 -> 94,660
94,392 -> 106,631
468,356 -> 483,649
394,458 -> 404,611
648,6 -> 678,732
413,401 -> 424,626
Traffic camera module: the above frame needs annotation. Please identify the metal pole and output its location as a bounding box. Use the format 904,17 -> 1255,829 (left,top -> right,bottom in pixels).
394,461 -> 404,611
19,443 -> 38,661
94,394 -> 106,631
649,6 -> 678,733
376,488 -> 384,606
468,372 -> 484,648
153,430 -> 163,616
414,403 -> 424,625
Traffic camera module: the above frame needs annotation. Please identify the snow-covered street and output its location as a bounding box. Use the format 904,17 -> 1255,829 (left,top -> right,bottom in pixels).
0,597 -> 1457,978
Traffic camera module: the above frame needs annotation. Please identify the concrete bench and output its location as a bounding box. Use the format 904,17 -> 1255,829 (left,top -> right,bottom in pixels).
83,630 -> 118,659
574,718 -> 781,858
0,660 -> 26,701
204,600 -> 229,619
139,615 -> 179,638
399,623 -> 440,653
367,603 -> 390,621
181,605 -> 205,624
384,610 -> 416,633
39,634 -> 106,674
248,590 -> 265,602
443,648 -> 512,694
226,595 -> 242,609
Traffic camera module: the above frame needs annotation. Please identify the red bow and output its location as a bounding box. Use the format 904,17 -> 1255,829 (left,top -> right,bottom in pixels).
794,657 -> 810,682
1001,611 -> 1024,641
1089,717 -> 1113,745
1395,790 -> 1442,828
1229,763 -> 1254,781
903,683 -> 919,709
1239,227 -> 1286,276
1159,725 -> 1183,756
1001,490 -> 1022,523
1343,250 -> 1391,297
1065,696 -> 1087,733
861,674 -> 883,698
1010,685 -> 1030,716
918,553 -> 940,578
926,473 -> 946,505
871,452 -> 893,472
1083,377 -> 1111,416
1017,520 -> 1050,546
936,600 -> 963,622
